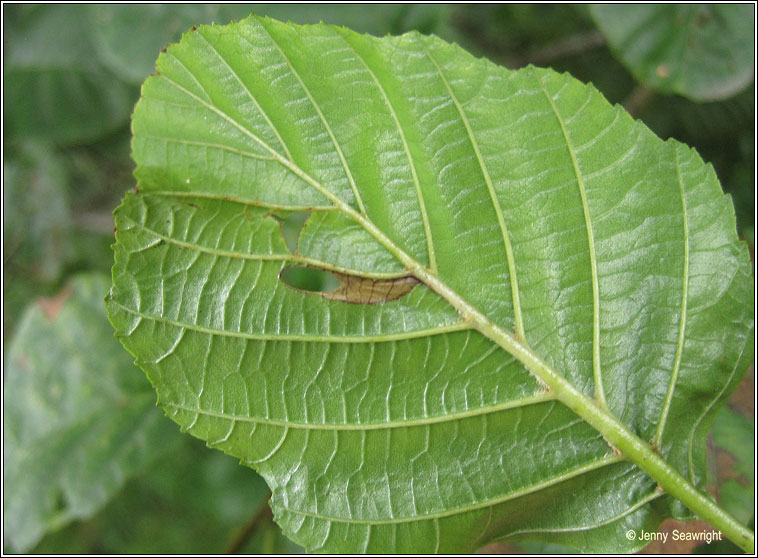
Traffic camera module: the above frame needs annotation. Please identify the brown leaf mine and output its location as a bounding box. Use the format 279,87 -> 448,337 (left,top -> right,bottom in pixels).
280,266 -> 419,304
323,272 -> 419,304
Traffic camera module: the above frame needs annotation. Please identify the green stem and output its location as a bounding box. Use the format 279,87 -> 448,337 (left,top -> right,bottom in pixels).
414,268 -> 754,554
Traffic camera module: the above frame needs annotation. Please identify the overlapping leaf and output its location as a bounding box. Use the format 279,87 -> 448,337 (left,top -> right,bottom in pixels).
108,16 -> 753,553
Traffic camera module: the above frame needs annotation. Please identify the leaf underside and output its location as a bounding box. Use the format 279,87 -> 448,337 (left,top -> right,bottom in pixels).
107,16 -> 753,553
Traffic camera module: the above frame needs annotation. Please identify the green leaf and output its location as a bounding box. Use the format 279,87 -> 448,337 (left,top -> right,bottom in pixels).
89,4 -> 458,85
710,407 -> 754,525
590,5 -> 755,101
3,5 -> 136,144
89,4 -> 233,85
31,437 -> 293,554
3,141 -> 71,282
108,16 -> 754,553
3,273 -> 178,552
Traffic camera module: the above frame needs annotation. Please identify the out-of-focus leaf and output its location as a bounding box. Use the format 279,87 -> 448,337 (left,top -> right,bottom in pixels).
711,408 -> 754,480
710,407 -> 754,525
639,86 -> 754,146
3,273 -> 178,552
89,4 -> 227,84
453,4 -> 595,64
3,5 -> 135,144
719,481 -> 754,527
3,142 -> 70,282
89,4 -> 457,85
31,437 -> 299,554
693,518 -> 755,555
590,5 -> 754,101
65,135 -> 135,211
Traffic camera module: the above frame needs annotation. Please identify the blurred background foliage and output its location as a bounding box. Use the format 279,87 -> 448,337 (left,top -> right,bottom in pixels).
2,4 -> 754,554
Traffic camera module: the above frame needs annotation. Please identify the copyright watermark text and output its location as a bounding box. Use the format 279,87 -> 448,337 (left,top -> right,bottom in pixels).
625,529 -> 723,544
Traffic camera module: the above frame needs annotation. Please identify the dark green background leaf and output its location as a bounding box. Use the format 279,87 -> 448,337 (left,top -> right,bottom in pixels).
29,437 -> 295,554
3,274 -> 178,551
710,407 -> 754,526
3,5 -> 136,144
590,5 -> 755,101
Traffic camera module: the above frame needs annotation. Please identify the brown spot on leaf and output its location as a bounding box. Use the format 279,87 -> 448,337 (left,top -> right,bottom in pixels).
656,64 -> 670,78
38,287 -> 73,321
324,273 -> 419,304
280,266 -> 419,304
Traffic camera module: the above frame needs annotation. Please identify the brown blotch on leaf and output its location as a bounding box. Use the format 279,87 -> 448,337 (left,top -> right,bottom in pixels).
280,265 -> 419,305
38,287 -> 73,321
323,273 -> 419,304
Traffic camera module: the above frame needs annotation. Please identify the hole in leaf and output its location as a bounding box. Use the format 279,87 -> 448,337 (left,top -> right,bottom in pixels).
271,210 -> 310,254
280,265 -> 341,294
279,266 -> 419,304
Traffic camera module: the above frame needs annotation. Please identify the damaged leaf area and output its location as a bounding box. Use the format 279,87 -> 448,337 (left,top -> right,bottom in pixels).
319,272 -> 419,304
280,265 -> 419,304
108,16 -> 753,554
